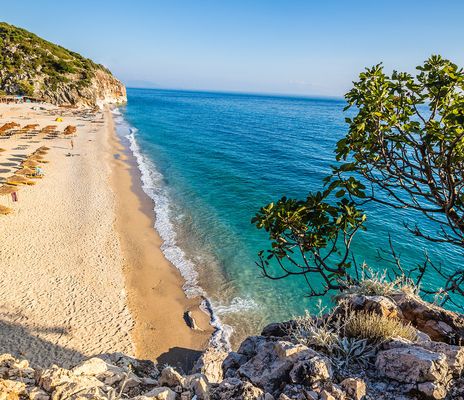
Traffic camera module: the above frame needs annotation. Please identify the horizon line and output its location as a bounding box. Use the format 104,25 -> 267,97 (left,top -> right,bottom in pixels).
124,86 -> 346,101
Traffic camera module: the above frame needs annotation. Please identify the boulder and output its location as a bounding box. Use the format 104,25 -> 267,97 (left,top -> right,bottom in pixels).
391,293 -> 464,344
137,386 -> 176,400
210,378 -> 266,400
420,341 -> 464,377
236,340 -> 329,394
417,381 -> 448,399
193,347 -> 228,383
289,355 -> 332,384
340,378 -> 366,400
0,379 -> 26,400
340,294 -> 402,319
375,346 -> 448,384
97,353 -> 159,379
159,366 -> 185,388
188,374 -> 209,399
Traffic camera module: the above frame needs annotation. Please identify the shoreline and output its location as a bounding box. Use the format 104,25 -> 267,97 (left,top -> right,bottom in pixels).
107,107 -> 213,371
0,102 -> 212,371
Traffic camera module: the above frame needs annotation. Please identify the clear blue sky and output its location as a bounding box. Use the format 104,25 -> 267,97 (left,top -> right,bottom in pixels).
3,0 -> 464,96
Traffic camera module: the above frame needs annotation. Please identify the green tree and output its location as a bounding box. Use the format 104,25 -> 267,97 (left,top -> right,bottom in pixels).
253,56 -> 464,305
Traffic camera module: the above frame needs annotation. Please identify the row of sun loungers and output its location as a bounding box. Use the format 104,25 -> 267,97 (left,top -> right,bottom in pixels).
0,146 -> 50,215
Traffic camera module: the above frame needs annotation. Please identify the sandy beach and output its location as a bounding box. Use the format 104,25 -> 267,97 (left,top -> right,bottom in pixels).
0,102 -> 211,370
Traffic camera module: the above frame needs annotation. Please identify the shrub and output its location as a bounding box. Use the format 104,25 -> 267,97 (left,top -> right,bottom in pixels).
343,311 -> 417,343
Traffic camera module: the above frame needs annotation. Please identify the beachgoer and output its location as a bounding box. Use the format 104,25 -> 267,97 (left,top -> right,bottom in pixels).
71,139 -> 74,150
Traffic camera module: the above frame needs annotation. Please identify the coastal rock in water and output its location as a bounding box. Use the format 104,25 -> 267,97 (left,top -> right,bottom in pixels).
183,311 -> 200,330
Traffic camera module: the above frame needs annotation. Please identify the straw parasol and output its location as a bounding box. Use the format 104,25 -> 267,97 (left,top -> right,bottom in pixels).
22,160 -> 39,168
0,185 -> 18,196
16,167 -> 35,176
28,154 -> 44,161
6,175 -> 35,185
0,148 -> 5,152
38,146 -> 50,151
0,204 -> 13,215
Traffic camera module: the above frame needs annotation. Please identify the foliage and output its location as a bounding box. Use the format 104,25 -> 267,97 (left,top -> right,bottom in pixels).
0,22 -> 111,97
287,307 -> 414,371
254,56 -> 464,306
252,190 -> 366,296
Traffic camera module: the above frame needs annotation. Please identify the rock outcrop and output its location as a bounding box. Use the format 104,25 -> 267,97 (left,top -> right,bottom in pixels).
0,22 -> 126,107
2,294 -> 464,399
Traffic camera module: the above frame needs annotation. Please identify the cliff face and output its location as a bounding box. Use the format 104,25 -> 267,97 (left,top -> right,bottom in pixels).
0,22 -> 126,107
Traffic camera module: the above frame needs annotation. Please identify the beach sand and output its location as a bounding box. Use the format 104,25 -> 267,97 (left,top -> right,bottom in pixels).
0,103 -> 212,370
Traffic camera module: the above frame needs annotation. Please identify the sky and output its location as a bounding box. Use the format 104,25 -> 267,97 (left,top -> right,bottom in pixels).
2,0 -> 464,97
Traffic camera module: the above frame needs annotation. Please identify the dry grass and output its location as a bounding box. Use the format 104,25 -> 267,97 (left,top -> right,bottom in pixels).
343,311 -> 417,343
340,269 -> 419,298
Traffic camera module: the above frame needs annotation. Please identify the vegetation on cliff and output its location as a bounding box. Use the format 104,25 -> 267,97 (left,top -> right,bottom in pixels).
254,56 -> 464,309
0,22 -> 125,106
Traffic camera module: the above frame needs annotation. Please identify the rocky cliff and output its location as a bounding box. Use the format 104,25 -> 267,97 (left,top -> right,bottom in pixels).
2,293 -> 464,399
0,22 -> 126,107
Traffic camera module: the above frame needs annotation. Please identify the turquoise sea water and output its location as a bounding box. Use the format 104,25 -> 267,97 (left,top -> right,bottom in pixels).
115,88 -> 462,348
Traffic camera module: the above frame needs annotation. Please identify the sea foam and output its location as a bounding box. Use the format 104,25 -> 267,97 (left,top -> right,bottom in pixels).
115,111 -> 234,350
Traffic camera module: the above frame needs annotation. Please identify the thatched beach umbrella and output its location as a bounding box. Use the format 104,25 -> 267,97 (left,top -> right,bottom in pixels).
0,204 -> 13,215
38,146 -> 50,151
16,167 -> 35,176
0,185 -> 18,196
6,175 -> 35,185
22,160 -> 39,168
0,148 -> 6,153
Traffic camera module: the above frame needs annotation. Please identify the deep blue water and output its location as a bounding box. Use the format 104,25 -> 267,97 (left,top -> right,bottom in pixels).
118,88 -> 462,345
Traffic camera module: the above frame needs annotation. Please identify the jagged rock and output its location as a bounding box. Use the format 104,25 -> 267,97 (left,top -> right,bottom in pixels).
51,384 -> 108,400
340,378 -> 366,400
375,346 -> 449,384
261,321 -> 298,338
235,339 -> 329,395
383,338 -> 464,379
159,367 -> 185,387
29,387 -> 50,400
138,386 -> 177,400
420,341 -> 464,377
37,365 -> 75,392
194,347 -> 228,383
97,353 -> 159,379
289,355 -> 332,384
0,379 -> 26,400
275,342 -> 310,359
340,294 -> 402,319
210,378 -> 266,400
222,352 -> 248,378
390,293 -> 464,344
189,374 -> 209,399
417,381 -> 447,399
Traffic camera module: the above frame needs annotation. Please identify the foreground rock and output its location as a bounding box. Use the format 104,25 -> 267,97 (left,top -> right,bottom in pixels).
1,294 -> 464,399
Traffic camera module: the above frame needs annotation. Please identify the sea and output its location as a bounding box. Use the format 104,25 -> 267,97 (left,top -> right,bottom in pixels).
113,88 -> 463,349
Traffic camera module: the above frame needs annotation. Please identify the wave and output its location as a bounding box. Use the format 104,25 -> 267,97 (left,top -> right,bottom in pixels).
115,111 -> 234,351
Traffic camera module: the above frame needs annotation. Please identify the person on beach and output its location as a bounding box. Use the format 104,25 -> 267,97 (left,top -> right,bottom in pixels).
70,139 -> 74,150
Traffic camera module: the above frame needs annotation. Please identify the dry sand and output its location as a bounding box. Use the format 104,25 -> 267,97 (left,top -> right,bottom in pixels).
0,103 -> 212,370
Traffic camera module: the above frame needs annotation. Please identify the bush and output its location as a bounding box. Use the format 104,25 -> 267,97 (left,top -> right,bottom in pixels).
343,311 -> 417,343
